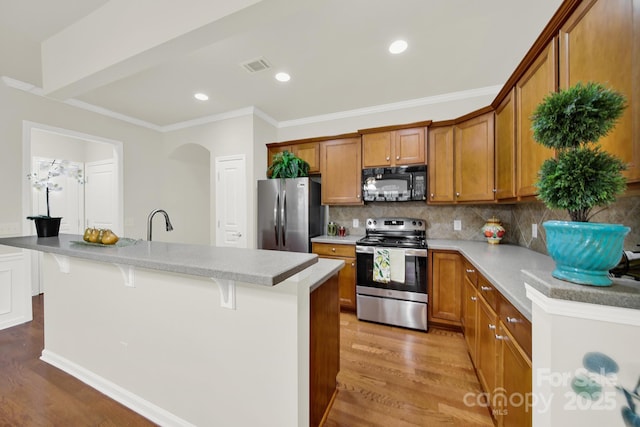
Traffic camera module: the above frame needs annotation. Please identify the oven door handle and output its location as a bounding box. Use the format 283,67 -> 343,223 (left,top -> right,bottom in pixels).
356,246 -> 427,257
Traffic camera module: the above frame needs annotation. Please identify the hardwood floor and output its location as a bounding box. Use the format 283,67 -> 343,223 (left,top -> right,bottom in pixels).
0,296 -> 492,426
325,314 -> 493,426
0,295 -> 155,427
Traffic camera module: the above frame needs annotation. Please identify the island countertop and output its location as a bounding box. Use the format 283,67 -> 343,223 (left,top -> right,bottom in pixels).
0,234 -> 318,286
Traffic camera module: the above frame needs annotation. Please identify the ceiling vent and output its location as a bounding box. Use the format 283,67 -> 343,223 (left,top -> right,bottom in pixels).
240,57 -> 271,73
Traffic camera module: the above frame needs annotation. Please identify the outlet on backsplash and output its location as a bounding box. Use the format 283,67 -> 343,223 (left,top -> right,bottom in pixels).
353,219 -> 359,228
454,220 -> 462,231
532,224 -> 538,238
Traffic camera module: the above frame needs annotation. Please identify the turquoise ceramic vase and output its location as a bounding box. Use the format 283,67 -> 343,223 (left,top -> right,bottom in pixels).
543,220 -> 630,286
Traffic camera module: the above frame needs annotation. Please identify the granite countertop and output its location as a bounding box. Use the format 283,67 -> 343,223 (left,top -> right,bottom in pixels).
428,239 -> 640,320
0,234 -> 318,287
311,234 -> 362,245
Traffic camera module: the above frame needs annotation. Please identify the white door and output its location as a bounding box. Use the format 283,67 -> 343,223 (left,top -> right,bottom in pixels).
215,155 -> 247,248
31,157 -> 84,234
85,160 -> 118,233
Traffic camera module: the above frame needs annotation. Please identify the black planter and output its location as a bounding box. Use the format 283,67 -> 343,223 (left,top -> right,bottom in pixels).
28,216 -> 62,237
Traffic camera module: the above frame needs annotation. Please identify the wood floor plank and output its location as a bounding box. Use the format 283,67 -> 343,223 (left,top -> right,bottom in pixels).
325,313 -> 493,427
0,297 -> 493,426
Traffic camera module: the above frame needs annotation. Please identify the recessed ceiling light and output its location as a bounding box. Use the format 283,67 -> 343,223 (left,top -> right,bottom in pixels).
275,72 -> 291,82
194,93 -> 209,101
389,40 -> 408,54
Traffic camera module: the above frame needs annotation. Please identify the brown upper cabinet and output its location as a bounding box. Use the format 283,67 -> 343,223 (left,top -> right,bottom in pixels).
559,0 -> 639,183
427,125 -> 455,203
495,88 -> 517,201
428,110 -> 495,204
361,127 -> 426,168
516,39 -> 557,198
320,137 -> 363,205
454,111 -> 495,202
267,142 -> 320,174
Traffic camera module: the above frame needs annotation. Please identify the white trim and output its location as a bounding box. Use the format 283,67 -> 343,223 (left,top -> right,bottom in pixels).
277,84 -> 503,128
64,98 -> 162,131
0,253 -> 24,262
40,350 -> 196,427
525,284 -> 640,326
4,75 -> 501,132
161,106 -> 258,132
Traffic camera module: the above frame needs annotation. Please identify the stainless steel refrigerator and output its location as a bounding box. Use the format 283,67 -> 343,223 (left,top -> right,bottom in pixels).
257,177 -> 323,253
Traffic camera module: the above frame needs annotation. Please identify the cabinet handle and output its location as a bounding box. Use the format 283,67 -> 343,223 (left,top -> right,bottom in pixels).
492,188 -> 497,193
495,334 -> 505,340
386,156 -> 390,161
506,316 -> 521,323
331,247 -> 336,252
456,192 -> 460,197
488,324 -> 496,330
480,285 -> 493,292
356,194 -> 360,198
465,269 -> 475,273
351,262 -> 355,267
396,156 -> 400,160
430,193 -> 434,199
470,296 -> 477,301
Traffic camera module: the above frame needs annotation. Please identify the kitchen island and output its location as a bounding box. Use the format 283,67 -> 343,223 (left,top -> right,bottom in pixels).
0,235 -> 343,427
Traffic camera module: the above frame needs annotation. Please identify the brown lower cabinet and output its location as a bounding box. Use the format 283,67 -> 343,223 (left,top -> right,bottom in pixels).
312,242 -> 357,311
459,254 -> 532,427
309,272 -> 340,426
428,250 -> 462,327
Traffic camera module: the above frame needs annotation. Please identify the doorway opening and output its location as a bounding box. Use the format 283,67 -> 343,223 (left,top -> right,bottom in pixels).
22,121 -> 124,295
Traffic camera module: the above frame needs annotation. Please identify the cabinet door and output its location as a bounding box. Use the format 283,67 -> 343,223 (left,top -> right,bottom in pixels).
455,112 -> 495,202
293,142 -> 320,174
395,128 -> 425,165
338,257 -> 357,311
495,89 -> 517,201
462,275 -> 478,363
362,132 -> 392,167
427,126 -> 455,203
498,324 -> 532,427
476,296 -> 498,411
516,39 -> 557,197
320,138 -> 363,205
428,251 -> 462,327
560,0 -> 638,183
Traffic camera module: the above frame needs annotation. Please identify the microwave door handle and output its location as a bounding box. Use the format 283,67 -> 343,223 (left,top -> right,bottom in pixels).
274,193 -> 279,246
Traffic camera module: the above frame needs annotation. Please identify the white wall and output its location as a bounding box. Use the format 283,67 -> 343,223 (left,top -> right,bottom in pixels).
0,82 -> 200,244
275,92 -> 497,141
164,114 -> 257,247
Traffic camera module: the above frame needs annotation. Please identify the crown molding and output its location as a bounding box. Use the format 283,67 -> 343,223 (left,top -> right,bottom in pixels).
276,84 -> 503,129
3,76 -> 501,133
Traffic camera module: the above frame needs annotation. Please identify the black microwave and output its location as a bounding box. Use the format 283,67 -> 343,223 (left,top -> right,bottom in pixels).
362,165 -> 427,202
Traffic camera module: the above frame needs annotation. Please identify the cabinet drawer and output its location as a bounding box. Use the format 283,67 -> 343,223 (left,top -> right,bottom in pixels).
477,274 -> 498,312
312,242 -> 355,258
499,294 -> 532,358
462,259 -> 477,287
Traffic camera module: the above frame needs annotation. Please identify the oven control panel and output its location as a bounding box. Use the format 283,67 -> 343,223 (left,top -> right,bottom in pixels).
365,217 -> 425,231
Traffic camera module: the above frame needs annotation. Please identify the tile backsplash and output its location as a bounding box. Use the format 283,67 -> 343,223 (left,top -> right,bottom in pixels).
329,195 -> 640,255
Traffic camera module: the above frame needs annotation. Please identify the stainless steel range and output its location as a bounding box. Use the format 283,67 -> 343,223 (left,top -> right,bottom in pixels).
356,217 -> 428,331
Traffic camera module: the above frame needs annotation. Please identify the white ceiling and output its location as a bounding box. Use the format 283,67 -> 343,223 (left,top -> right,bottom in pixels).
0,0 -> 563,128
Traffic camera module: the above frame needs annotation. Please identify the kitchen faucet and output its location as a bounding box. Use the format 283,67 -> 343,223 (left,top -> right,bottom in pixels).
147,209 -> 174,241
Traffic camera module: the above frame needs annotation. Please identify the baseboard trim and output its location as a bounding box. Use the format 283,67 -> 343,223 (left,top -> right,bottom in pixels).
40,349 -> 195,427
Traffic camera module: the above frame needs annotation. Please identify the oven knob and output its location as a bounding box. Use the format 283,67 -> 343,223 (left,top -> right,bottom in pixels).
412,221 -> 416,226
418,221 -> 423,226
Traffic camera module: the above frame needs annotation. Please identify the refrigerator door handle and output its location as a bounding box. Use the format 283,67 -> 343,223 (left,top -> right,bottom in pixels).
281,190 -> 287,247
274,193 -> 279,246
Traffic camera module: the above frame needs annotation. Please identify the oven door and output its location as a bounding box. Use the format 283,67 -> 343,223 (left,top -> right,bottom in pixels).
355,246 -> 427,303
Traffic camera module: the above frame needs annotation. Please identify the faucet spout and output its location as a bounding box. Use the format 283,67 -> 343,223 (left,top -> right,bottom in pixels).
147,209 -> 174,241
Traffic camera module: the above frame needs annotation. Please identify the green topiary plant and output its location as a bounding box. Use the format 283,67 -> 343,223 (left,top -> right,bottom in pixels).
267,150 -> 309,178
531,82 -> 628,222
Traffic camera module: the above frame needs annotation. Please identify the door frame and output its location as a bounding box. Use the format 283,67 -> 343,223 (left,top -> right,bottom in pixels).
22,121 -> 124,295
